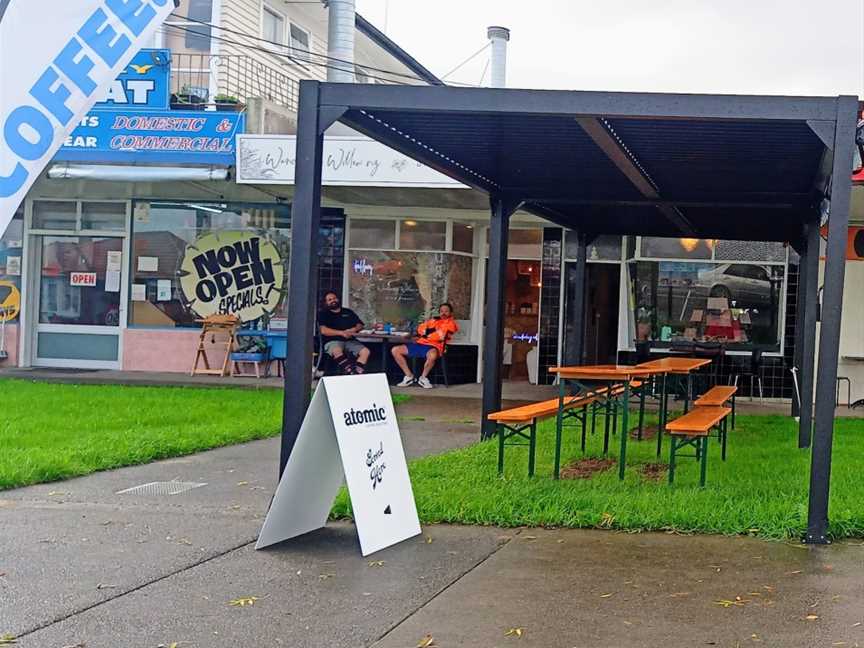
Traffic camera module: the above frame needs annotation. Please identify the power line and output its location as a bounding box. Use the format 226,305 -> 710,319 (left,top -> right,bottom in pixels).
167,13 -> 437,85
163,23 -> 427,86
441,42 -> 489,80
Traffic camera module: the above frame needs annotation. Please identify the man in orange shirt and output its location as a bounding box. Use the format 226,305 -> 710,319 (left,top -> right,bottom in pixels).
391,303 -> 458,389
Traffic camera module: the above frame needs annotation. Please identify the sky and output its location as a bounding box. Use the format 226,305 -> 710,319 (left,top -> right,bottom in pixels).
356,0 -> 864,97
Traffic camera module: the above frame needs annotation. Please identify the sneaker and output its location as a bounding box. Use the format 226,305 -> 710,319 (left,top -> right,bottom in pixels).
396,375 -> 415,387
417,376 -> 433,389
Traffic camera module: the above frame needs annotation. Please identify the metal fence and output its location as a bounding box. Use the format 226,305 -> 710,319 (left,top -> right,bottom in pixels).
170,53 -> 299,112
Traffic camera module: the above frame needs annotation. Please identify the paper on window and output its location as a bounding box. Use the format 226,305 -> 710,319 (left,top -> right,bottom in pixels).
5,256 -> 20,276
131,284 -> 147,301
157,280 -> 172,302
107,251 -> 122,272
105,270 -> 121,293
137,256 -> 158,272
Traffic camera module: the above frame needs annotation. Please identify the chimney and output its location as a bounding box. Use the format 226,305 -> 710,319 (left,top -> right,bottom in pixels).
325,0 -> 355,82
486,26 -> 510,88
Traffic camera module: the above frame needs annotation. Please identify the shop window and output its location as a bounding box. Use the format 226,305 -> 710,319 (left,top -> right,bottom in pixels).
349,219 -> 395,249
81,203 -> 126,231
130,202 -> 291,328
348,250 -> 472,334
641,237 -> 713,260
399,220 -> 446,251
485,227 -> 543,259
452,222 -> 475,254
0,206 -> 24,324
33,201 -> 77,230
629,260 -> 784,351
564,232 -> 622,261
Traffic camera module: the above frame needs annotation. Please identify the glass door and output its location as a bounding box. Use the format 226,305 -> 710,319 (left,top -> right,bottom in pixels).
33,235 -> 127,368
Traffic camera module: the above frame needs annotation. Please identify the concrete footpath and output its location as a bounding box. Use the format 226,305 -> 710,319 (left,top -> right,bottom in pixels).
2,397 -> 864,647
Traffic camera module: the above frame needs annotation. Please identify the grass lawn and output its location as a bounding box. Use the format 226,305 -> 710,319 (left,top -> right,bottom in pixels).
333,408 -> 864,541
0,379 -> 409,490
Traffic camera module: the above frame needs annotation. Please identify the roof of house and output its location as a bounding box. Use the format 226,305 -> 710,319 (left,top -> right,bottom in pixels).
355,13 -> 444,86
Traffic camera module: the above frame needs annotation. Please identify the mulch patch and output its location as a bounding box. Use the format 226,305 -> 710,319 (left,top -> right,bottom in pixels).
560,457 -> 616,480
639,462 -> 668,481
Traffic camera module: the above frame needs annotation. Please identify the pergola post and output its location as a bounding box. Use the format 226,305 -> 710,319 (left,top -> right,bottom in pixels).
797,221 -> 820,447
481,196 -> 519,440
806,96 -> 857,543
571,232 -> 588,364
280,81 -> 325,476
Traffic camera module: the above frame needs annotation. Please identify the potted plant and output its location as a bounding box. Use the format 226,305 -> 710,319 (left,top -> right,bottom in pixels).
214,94 -> 244,112
170,85 -> 207,110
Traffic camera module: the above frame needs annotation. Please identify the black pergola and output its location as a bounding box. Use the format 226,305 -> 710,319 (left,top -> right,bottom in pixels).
280,81 -> 858,543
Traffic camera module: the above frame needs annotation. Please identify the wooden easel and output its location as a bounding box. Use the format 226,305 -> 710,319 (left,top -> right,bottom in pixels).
191,314 -> 240,376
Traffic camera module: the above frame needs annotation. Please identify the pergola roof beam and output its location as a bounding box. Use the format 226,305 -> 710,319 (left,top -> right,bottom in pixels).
575,117 -> 695,235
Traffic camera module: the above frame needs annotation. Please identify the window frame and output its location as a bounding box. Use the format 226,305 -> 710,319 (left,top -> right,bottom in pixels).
288,21 -> 313,64
261,4 -> 286,46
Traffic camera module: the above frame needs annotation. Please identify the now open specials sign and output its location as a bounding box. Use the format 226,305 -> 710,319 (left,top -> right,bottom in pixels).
257,374 -> 421,556
179,231 -> 284,323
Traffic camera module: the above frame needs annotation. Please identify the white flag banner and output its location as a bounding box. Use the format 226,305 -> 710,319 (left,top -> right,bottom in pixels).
0,0 -> 175,236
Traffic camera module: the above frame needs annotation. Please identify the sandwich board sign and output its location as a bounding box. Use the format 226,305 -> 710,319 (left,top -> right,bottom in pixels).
256,373 -> 421,556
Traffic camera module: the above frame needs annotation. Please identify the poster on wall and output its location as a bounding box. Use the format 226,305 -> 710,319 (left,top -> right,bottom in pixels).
0,280 -> 21,322
179,231 -> 285,323
5,256 -> 20,276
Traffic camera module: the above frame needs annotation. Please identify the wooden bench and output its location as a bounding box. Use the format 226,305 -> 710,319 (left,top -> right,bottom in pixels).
665,406 -> 732,486
694,385 -> 737,429
489,381 -> 646,477
489,391 -> 608,477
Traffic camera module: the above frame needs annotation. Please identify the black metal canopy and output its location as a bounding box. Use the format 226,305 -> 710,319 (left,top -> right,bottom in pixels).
319,84 -> 840,242
281,81 -> 858,545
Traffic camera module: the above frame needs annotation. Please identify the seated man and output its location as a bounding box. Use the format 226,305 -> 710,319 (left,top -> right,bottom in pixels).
391,303 -> 458,389
318,291 -> 370,375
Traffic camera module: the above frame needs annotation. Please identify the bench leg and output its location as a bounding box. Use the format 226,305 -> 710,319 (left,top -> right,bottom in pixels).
591,402 -> 597,436
618,381 -> 630,481
603,400 -> 611,455
638,386 -> 646,440
657,372 -> 667,458
497,424 -> 505,475
731,394 -> 736,430
528,422 -> 537,477
721,419 -> 728,461
581,405 -> 588,452
699,436 -> 709,487
554,384 -> 565,479
612,402 -> 618,436
668,436 -> 678,485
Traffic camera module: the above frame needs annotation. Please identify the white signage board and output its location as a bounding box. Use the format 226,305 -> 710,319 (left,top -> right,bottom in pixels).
236,134 -> 467,188
257,374 -> 421,556
0,0 -> 175,237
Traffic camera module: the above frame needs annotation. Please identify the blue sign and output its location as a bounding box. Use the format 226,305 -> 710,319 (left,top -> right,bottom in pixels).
56,110 -> 246,166
93,49 -> 171,110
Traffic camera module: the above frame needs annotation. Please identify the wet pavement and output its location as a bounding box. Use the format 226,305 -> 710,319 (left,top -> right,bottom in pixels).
3,396 -> 864,647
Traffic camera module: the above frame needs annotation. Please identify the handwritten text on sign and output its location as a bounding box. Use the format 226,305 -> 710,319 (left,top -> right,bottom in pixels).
236,135 -> 466,188
179,231 -> 284,323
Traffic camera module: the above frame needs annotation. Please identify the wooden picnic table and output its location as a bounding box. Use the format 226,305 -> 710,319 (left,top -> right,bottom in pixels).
637,357 -> 713,456
549,365 -> 661,480
549,358 -> 715,480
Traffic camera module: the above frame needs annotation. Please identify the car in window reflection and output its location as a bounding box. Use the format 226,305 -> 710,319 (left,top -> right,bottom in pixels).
695,263 -> 778,308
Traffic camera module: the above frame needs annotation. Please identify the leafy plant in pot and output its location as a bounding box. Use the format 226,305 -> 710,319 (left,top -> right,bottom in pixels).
170,86 -> 207,110
214,94 -> 244,112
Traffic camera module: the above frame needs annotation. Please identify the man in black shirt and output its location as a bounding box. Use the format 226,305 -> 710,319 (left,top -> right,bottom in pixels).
318,291 -> 370,375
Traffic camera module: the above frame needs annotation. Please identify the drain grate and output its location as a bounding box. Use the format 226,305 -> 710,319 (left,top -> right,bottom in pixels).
115,481 -> 207,496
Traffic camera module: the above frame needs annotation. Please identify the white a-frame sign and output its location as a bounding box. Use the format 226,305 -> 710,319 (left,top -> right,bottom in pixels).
257,374 -> 421,556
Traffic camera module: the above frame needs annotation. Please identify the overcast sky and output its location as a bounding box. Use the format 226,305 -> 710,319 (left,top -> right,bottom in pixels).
356,0 -> 864,97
